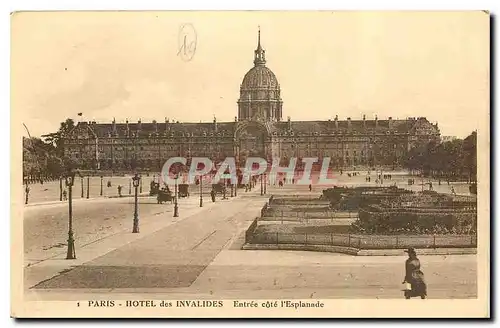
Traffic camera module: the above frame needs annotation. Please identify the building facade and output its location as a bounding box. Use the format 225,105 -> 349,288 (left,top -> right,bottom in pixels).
63,30 -> 440,172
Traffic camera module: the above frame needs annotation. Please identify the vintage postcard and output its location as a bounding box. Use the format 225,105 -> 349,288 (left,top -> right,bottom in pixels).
11,11 -> 490,318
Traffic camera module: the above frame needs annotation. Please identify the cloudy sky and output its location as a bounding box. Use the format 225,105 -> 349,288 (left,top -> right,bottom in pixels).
12,11 -> 488,138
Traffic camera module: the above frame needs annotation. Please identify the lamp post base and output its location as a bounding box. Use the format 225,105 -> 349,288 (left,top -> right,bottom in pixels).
174,205 -> 179,217
132,218 -> 139,233
66,232 -> 76,260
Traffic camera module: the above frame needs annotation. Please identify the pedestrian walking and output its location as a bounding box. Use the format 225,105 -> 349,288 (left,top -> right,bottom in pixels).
117,185 -> 122,197
402,247 -> 427,299
62,189 -> 67,201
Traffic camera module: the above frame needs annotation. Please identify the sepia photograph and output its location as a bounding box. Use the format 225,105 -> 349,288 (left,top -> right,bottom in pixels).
11,10 -> 489,318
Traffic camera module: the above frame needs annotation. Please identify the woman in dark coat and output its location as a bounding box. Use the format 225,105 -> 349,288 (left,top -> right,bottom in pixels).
403,247 -> 427,299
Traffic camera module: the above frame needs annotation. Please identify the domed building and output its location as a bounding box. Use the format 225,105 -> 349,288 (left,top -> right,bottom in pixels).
62,29 -> 440,173
237,30 -> 283,122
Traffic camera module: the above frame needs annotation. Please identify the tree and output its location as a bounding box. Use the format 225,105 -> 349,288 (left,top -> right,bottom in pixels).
403,132 -> 477,182
462,131 -> 477,183
41,118 -> 75,156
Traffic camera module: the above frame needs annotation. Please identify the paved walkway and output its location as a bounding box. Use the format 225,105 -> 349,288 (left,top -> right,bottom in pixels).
27,190 -> 268,292
25,183 -> 477,300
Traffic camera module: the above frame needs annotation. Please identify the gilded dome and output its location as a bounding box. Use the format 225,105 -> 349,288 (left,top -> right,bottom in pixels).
241,66 -> 279,90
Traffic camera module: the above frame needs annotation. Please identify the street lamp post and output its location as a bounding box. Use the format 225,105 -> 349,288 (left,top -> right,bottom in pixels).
129,179 -> 131,195
86,176 -> 90,199
59,177 -> 63,201
132,173 -> 141,233
65,170 -> 76,259
260,174 -> 264,196
264,172 -> 267,195
100,176 -> 103,196
199,174 -> 203,207
140,177 -> 143,194
234,181 -> 237,197
80,176 -> 84,198
174,173 -> 179,217
230,182 -> 234,197
222,179 -> 228,200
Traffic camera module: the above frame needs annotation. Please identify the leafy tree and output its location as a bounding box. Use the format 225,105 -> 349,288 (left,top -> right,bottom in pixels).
403,132 -> 477,183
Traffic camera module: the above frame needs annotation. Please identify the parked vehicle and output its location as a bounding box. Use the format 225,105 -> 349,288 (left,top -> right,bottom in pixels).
157,190 -> 173,204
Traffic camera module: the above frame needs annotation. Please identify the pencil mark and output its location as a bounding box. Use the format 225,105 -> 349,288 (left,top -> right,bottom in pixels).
177,23 -> 197,62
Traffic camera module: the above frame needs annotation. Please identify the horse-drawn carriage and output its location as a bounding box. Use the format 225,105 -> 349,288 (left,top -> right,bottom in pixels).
157,189 -> 173,204
150,181 -> 161,196
212,183 -> 227,195
178,184 -> 190,198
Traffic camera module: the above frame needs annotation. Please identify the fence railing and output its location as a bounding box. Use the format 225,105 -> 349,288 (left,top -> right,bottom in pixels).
248,232 -> 477,249
261,210 -> 357,220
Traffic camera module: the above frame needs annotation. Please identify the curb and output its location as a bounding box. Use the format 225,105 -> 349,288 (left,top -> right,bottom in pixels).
241,243 -> 477,256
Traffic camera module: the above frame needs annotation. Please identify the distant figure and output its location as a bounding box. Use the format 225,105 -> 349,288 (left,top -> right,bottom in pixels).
309,184 -> 312,192
451,186 -> 456,195
62,190 -> 67,201
107,181 -> 112,188
25,185 -> 30,204
429,182 -> 433,191
117,185 -> 122,197
292,178 -> 295,184
403,248 -> 427,299
210,189 -> 216,202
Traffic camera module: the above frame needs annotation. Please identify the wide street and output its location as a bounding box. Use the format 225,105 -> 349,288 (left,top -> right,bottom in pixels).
22,169 -> 473,205
21,173 -> 477,300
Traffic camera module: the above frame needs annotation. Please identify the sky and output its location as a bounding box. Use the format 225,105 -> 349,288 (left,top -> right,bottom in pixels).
11,11 -> 489,138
